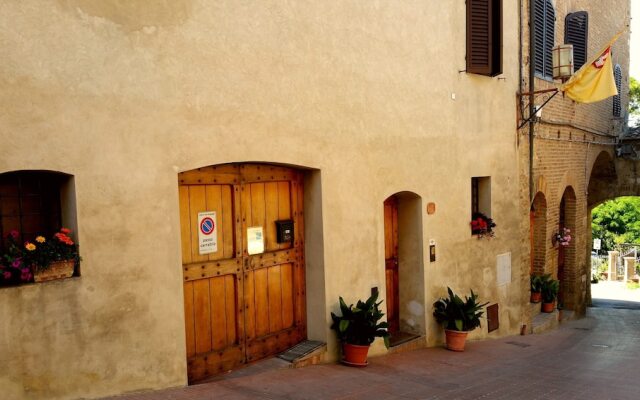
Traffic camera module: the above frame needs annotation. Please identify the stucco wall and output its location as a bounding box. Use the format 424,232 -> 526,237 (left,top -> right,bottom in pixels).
1,1 -> 525,399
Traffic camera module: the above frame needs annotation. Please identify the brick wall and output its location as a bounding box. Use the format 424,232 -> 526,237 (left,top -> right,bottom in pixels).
520,0 -> 630,316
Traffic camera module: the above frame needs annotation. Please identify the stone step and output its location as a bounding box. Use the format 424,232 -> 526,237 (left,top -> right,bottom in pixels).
530,301 -> 542,319
531,309 -> 559,334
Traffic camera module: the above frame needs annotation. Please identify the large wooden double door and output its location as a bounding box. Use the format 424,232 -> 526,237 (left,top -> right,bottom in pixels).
179,164 -> 306,382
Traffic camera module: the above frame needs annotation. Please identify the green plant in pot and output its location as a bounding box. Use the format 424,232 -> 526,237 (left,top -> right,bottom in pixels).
330,292 -> 390,366
433,287 -> 488,352
541,278 -> 559,313
530,274 -> 544,303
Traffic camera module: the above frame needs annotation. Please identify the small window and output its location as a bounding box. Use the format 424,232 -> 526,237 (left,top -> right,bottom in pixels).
0,171 -> 78,287
613,64 -> 622,117
471,177 -> 492,235
466,0 -> 503,77
533,0 -> 556,79
564,11 -> 588,69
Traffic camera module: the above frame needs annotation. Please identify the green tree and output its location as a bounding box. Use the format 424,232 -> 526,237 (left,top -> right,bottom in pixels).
592,197 -> 640,251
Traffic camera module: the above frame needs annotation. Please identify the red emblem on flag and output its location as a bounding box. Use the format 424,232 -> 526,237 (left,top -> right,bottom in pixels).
592,47 -> 610,69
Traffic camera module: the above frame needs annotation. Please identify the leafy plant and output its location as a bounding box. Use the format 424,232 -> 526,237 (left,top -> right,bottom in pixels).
541,278 -> 559,303
330,292 -> 390,348
530,274 -> 544,293
470,212 -> 496,238
433,287 -> 489,332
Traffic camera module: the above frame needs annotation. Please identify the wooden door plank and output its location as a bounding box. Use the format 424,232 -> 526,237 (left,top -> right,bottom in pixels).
224,275 -> 237,345
296,178 -> 304,247
241,184 -> 252,256
205,185 -> 224,261
184,281 -> 196,358
267,265 -> 283,333
384,202 -> 392,259
243,270 -> 256,340
254,268 -> 270,337
277,181 -> 291,250
264,182 -> 279,252
250,183 -> 266,229
281,263 -> 294,329
189,186 -> 208,263
210,277 -> 227,351
392,201 -> 399,256
179,164 -> 240,185
179,186 -> 193,265
221,185 -> 235,259
193,279 -> 213,354
293,261 -> 306,328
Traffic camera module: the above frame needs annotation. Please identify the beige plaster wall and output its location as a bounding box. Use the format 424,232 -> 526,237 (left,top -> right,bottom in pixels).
1,1 -> 525,399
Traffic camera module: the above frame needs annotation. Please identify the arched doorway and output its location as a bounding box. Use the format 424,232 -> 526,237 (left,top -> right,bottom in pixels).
383,192 -> 425,346
530,192 -> 547,276
558,186 -> 577,310
178,163 -> 307,382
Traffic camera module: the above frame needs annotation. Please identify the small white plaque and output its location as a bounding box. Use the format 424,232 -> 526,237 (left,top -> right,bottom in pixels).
496,252 -> 512,286
593,239 -> 601,250
197,211 -> 218,255
247,226 -> 265,255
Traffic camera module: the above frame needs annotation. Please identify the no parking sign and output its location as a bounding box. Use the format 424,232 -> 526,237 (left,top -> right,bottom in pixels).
198,211 -> 218,254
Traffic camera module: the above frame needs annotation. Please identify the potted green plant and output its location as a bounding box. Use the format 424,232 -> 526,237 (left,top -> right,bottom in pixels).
541,278 -> 559,313
530,274 -> 544,303
433,287 -> 488,351
330,292 -> 390,366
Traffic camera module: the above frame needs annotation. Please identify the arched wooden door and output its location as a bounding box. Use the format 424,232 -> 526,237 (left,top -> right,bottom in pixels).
384,196 -> 399,334
179,164 -> 306,383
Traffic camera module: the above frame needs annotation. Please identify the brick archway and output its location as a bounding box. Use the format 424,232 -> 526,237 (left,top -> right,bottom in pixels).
531,192 -> 547,276
558,186 -> 577,310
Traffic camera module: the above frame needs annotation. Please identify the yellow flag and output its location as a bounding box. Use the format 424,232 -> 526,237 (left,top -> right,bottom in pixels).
560,31 -> 621,103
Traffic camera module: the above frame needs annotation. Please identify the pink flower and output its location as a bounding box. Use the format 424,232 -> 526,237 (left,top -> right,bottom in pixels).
8,230 -> 19,240
3,271 -> 11,280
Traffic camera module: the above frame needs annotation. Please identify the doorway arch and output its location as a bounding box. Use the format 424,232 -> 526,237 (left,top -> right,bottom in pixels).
558,186 -> 577,310
531,192 -> 548,276
383,191 -> 425,346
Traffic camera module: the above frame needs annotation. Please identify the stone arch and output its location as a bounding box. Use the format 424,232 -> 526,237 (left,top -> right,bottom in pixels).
587,151 -> 618,208
382,191 -> 425,345
558,186 -> 577,310
530,192 -> 547,276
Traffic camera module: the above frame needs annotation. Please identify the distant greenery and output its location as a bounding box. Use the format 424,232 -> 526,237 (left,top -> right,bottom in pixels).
631,77 -> 639,127
592,197 -> 640,251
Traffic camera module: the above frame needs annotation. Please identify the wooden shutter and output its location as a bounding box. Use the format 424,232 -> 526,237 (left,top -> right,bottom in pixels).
466,0 -> 502,76
565,11 -> 588,69
533,0 -> 555,79
614,64 -> 622,117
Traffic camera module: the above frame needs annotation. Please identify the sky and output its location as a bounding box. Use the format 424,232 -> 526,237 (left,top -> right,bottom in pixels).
631,1 -> 639,80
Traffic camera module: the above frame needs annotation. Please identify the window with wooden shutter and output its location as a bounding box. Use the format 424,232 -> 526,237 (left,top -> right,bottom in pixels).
564,11 -> 588,69
614,64 -> 622,117
466,0 -> 502,77
533,0 -> 555,79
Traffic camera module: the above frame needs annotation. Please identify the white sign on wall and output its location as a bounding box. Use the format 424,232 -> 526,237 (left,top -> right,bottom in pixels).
496,252 -> 512,286
197,211 -> 218,255
247,226 -> 265,255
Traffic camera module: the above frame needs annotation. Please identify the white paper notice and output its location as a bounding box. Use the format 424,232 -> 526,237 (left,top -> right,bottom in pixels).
247,226 -> 265,255
198,211 -> 218,255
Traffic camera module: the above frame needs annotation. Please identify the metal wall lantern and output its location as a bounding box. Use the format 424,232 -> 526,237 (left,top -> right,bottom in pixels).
552,44 -> 574,80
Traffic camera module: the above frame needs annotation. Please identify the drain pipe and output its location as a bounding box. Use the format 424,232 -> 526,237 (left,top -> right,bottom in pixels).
528,0 -> 535,204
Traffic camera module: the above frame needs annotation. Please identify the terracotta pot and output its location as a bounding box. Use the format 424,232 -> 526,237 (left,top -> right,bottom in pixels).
541,301 -> 555,313
444,329 -> 468,352
530,291 -> 542,303
33,260 -> 75,283
342,343 -> 370,366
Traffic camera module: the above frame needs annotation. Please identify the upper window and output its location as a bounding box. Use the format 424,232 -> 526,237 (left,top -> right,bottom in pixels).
466,0 -> 503,77
533,0 -> 555,79
564,11 -> 589,70
614,64 -> 622,117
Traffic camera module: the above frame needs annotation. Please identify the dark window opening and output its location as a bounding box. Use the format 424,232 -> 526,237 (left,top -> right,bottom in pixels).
614,64 -> 622,117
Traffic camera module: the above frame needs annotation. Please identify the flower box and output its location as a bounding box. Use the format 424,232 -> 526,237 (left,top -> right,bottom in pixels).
33,260 -> 75,283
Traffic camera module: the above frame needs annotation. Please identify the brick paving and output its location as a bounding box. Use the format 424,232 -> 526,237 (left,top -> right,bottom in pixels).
105,307 -> 640,400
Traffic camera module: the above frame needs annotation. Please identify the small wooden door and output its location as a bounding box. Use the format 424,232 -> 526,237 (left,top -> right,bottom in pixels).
384,196 -> 399,334
179,164 -> 306,383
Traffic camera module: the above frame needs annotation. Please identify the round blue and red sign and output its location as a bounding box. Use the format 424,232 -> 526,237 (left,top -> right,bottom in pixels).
200,217 -> 215,235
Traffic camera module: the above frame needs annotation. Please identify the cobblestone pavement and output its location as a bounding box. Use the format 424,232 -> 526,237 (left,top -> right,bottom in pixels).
105,307 -> 640,400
